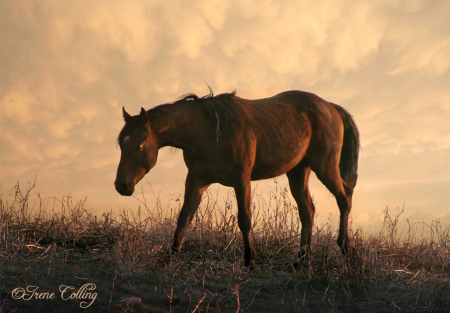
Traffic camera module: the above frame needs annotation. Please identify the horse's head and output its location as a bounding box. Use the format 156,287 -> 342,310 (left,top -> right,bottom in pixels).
115,107 -> 158,196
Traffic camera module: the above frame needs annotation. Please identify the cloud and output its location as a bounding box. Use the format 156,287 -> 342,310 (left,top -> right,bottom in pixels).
1,88 -> 35,124
44,144 -> 82,159
195,0 -> 232,29
385,1 -> 450,77
212,0 -> 387,85
352,212 -> 370,225
1,0 -> 449,220
47,118 -> 80,139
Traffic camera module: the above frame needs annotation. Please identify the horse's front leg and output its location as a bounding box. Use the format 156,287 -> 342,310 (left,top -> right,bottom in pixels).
172,173 -> 209,253
234,176 -> 256,268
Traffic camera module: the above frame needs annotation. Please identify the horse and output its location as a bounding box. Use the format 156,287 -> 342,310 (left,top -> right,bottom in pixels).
115,89 -> 360,268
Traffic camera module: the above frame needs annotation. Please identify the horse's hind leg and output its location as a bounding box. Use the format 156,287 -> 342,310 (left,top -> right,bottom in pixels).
172,172 -> 210,253
311,160 -> 354,255
287,163 -> 315,260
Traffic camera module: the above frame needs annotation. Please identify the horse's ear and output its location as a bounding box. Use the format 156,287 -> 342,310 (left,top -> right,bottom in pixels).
139,107 -> 149,124
122,107 -> 132,123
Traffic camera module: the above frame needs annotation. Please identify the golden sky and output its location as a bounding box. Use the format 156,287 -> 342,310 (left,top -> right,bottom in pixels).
1,0 -> 450,226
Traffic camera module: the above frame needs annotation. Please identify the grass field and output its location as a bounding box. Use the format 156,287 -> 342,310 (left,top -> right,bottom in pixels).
1,181 -> 450,312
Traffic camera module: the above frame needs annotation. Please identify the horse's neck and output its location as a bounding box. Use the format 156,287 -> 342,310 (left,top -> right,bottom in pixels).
150,102 -> 205,151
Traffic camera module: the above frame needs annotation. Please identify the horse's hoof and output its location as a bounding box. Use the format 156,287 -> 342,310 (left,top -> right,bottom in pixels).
170,246 -> 180,255
294,258 -> 309,268
340,243 -> 355,256
298,248 -> 311,261
244,250 -> 256,269
292,261 -> 302,269
244,259 -> 256,270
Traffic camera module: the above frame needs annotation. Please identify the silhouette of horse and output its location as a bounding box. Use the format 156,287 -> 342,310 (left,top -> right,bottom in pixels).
115,89 -> 360,267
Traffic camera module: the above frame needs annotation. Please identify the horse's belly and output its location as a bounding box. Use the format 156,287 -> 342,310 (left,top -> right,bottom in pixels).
251,151 -> 305,180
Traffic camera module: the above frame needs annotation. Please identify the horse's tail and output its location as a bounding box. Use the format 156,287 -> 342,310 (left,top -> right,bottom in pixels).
334,104 -> 360,189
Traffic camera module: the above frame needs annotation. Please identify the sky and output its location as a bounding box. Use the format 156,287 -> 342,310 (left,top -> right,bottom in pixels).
1,0 -> 450,228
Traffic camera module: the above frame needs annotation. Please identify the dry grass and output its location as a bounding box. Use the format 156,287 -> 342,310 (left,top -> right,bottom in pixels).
1,180 -> 450,312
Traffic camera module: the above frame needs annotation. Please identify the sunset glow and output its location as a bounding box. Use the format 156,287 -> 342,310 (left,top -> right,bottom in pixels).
1,0 -> 449,227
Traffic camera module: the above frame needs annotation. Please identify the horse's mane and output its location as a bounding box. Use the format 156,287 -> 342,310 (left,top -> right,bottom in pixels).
172,89 -> 241,141
119,89 -> 242,143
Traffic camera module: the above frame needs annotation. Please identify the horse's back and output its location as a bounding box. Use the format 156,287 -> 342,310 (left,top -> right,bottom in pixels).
257,90 -> 344,137
238,90 -> 342,141
235,90 -> 344,180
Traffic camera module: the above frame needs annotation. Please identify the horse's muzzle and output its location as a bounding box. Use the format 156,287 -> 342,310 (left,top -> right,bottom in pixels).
115,182 -> 135,196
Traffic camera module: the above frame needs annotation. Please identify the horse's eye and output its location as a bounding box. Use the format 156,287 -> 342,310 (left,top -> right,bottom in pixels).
138,144 -> 144,150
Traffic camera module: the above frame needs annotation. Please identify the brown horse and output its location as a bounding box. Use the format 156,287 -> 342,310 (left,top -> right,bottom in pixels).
115,89 -> 360,267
